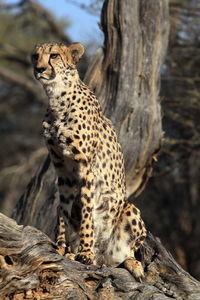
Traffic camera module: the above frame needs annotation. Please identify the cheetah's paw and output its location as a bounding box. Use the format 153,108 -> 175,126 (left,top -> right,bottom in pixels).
56,242 -> 66,256
75,252 -> 94,265
124,258 -> 144,282
65,253 -> 76,260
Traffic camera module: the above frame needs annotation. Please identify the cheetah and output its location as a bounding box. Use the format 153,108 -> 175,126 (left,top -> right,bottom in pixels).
31,42 -> 147,280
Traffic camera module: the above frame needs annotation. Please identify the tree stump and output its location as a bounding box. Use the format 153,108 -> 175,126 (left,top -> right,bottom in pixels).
1,0 -> 200,298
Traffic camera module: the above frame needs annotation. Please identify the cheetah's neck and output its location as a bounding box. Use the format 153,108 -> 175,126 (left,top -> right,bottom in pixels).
43,69 -> 81,113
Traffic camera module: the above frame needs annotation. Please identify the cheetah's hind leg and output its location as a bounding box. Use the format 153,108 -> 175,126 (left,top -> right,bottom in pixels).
108,201 -> 146,281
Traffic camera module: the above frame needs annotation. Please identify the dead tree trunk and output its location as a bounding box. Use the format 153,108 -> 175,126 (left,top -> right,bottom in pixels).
85,0 -> 168,197
1,0 -> 199,299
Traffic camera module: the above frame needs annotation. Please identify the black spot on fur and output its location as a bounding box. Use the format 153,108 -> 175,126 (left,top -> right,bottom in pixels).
72,147 -> 80,154
124,223 -> 131,232
133,208 -> 138,215
116,246 -> 121,252
81,159 -> 87,166
61,91 -> 66,97
126,211 -> 131,216
74,134 -> 80,139
132,219 -> 137,226
135,241 -> 140,248
139,221 -> 142,230
81,178 -> 87,187
66,137 -> 73,145
86,181 -> 91,189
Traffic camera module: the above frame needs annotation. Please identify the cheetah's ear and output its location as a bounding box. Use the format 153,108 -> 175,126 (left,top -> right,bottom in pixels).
69,43 -> 85,64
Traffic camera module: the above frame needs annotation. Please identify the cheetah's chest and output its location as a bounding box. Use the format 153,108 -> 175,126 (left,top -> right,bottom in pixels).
43,116 -> 69,149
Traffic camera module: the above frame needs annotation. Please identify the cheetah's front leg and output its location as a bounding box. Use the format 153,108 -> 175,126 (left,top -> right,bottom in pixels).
48,150 -> 77,256
75,170 -> 95,265
107,201 -> 146,281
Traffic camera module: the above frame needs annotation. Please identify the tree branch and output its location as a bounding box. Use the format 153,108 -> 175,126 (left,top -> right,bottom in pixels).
20,0 -> 71,44
0,66 -> 45,104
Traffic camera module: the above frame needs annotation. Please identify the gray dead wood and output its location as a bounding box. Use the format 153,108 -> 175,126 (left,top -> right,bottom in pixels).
84,0 -> 168,197
2,0 -> 200,299
0,213 -> 200,299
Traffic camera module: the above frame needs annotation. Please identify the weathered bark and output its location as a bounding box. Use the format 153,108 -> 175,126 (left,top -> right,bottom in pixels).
2,0 -> 199,299
85,0 -> 168,197
0,213 -> 200,299
13,155 -> 59,240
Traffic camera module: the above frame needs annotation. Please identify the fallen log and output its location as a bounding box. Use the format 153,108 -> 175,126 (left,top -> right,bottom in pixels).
0,213 -> 200,299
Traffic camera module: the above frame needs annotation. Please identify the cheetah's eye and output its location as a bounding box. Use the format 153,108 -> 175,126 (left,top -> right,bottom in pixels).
50,53 -> 59,59
32,53 -> 39,61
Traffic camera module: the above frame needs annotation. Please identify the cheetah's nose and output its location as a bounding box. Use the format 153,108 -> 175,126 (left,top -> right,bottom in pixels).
35,67 -> 46,73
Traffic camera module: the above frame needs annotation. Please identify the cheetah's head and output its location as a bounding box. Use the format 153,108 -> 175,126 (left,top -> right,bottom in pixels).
31,42 -> 84,84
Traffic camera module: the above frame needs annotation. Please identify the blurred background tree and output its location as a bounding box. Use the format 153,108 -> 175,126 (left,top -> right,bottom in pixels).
0,0 -> 199,279
0,0 -> 87,215
136,0 -> 200,280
